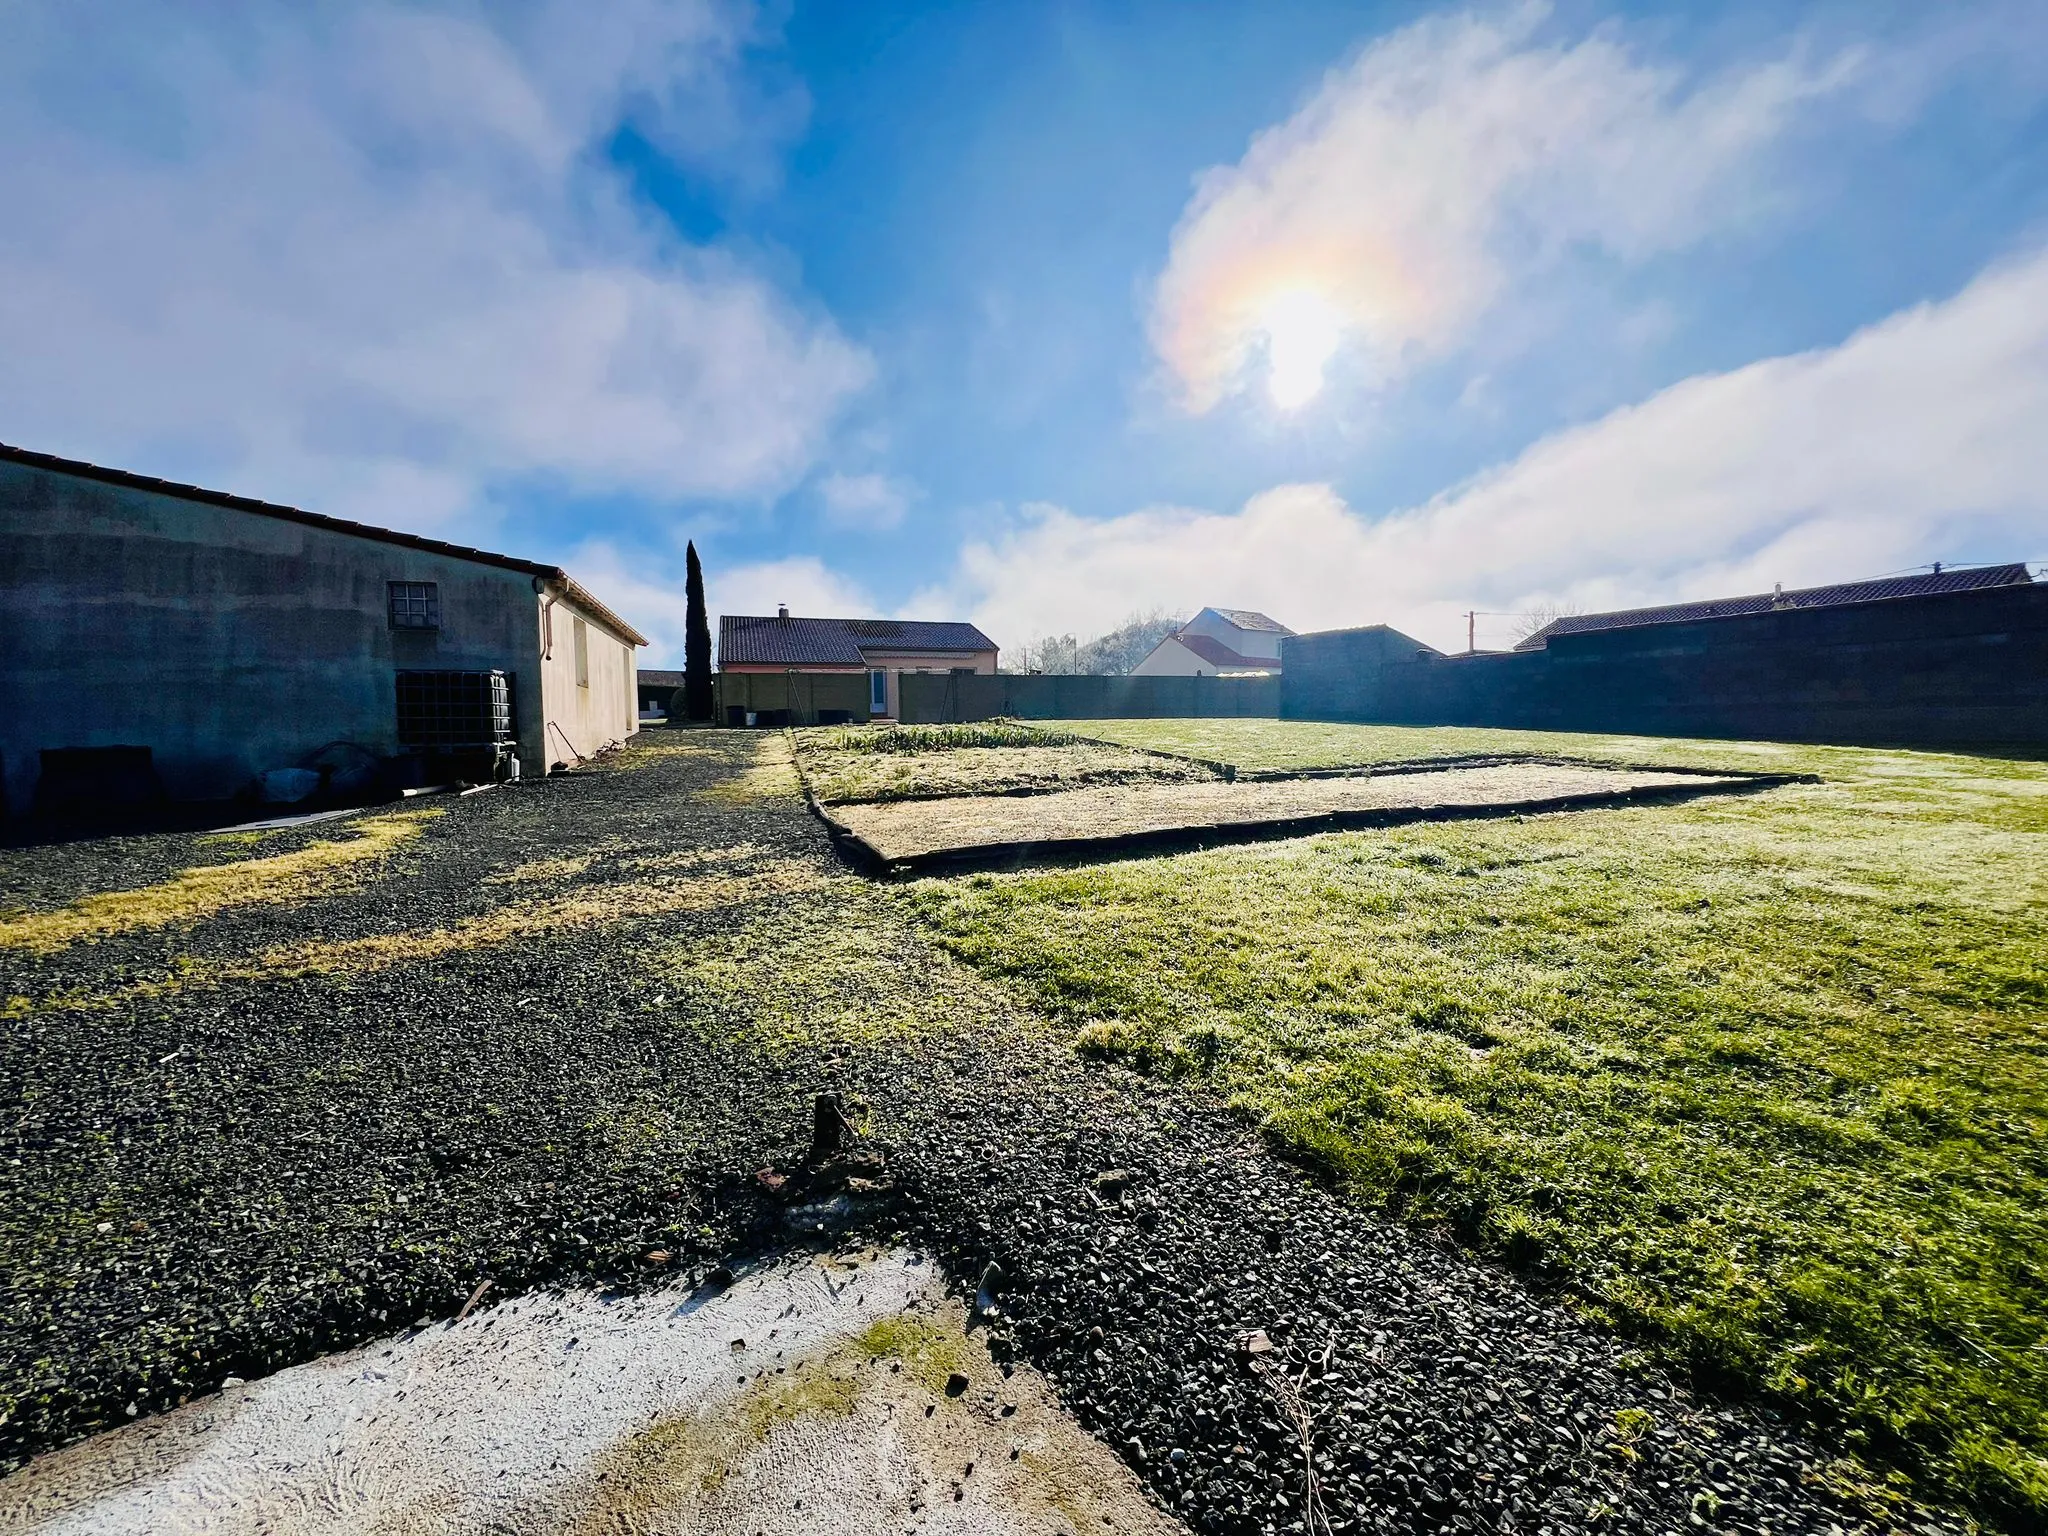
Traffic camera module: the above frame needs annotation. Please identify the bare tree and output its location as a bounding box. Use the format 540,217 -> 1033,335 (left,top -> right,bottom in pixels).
1511,599 -> 1581,643
1077,609 -> 1184,675
1006,611 -> 1185,675
1012,633 -> 1081,675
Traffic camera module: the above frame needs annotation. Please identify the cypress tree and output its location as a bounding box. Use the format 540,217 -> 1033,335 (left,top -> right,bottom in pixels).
683,540 -> 714,721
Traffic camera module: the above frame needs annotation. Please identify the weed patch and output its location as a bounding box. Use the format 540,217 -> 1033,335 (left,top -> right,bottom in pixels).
810,722 -> 1085,754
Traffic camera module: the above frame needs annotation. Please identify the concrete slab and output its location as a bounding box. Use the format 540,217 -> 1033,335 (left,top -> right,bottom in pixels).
0,1250 -> 1184,1536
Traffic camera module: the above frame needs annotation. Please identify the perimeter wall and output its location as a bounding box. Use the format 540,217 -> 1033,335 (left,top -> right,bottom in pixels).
897,672 -> 1278,724
1280,582 -> 2048,750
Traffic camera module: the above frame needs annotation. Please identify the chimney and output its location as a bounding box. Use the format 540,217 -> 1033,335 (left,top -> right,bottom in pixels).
778,603 -> 789,620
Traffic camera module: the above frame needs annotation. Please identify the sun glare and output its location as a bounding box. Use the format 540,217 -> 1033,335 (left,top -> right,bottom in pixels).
1259,289 -> 1342,409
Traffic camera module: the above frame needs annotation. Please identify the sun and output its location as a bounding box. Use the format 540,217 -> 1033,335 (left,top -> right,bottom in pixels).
1258,288 -> 1343,409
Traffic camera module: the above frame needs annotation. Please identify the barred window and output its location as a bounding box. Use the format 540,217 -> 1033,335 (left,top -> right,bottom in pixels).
388,581 -> 440,630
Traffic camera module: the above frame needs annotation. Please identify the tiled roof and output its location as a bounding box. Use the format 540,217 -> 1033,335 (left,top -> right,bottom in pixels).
1515,564 -> 2034,650
0,441 -> 649,645
638,669 -> 684,689
1205,608 -> 1293,634
719,614 -> 997,667
1174,633 -> 1282,671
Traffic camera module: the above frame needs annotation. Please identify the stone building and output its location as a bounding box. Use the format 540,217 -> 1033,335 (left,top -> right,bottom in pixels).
0,443 -> 645,821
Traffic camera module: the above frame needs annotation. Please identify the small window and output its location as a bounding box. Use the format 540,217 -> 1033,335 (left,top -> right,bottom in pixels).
388,581 -> 439,630
574,616 -> 590,688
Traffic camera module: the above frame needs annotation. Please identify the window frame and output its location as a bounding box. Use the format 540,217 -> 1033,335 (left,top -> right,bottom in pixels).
573,615 -> 590,689
387,580 -> 441,631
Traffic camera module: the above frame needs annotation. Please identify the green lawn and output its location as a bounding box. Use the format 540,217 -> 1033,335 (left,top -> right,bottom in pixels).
906,720 -> 2048,1521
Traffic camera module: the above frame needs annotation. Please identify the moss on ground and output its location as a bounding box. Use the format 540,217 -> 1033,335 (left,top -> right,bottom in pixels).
696,735 -> 802,805
854,1312 -> 964,1394
0,810 -> 442,954
906,720 -> 2048,1520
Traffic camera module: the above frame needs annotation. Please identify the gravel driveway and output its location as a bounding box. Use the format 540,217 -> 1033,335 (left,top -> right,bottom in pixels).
0,734 -> 1972,1536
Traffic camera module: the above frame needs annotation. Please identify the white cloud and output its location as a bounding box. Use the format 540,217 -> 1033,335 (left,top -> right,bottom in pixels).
953,248 -> 2048,655
817,471 -> 912,531
0,2 -> 869,533
1151,5 -> 1853,412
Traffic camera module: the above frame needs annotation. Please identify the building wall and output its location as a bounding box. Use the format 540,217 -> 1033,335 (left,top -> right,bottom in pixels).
1130,636 -> 1276,677
714,669 -> 871,724
0,459 -> 560,814
1280,582 -> 2048,749
535,592 -> 641,767
1179,610 -> 1284,661
860,649 -> 998,720
1130,637 -> 1206,677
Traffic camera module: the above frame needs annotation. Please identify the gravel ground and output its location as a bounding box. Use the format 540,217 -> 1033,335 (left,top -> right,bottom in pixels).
0,733 -> 1979,1536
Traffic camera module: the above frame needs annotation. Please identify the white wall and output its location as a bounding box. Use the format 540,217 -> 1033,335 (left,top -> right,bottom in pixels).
536,592 -> 640,766
1131,636 -> 1212,677
1181,609 -> 1285,660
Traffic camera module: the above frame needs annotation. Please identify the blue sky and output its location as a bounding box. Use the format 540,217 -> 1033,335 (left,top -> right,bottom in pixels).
3,1 -> 2046,661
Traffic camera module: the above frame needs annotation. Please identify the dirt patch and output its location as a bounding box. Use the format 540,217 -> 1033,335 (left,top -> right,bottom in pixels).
2,1249 -> 1183,1536
830,762 -> 1765,865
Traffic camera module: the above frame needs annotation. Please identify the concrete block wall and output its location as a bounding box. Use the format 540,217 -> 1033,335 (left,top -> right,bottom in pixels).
1281,582 -> 2048,750
0,459 -> 549,813
896,672 -> 1279,724
715,670 -> 871,724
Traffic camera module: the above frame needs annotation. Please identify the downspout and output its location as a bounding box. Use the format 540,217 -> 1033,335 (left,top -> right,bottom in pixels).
534,576 -> 562,771
534,575 -> 560,659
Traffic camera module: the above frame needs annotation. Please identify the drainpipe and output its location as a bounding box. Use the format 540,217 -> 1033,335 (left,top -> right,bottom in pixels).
535,575 -> 560,659
533,576 -> 562,774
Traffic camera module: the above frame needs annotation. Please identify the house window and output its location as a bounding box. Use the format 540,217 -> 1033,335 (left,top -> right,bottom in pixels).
388,581 -> 440,630
574,616 -> 590,688
869,668 -> 888,715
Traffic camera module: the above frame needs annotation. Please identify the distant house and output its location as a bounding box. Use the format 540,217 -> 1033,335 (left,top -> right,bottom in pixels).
719,607 -> 998,720
0,442 -> 646,820
1515,565 -> 2033,649
1132,608 -> 1294,677
636,669 -> 684,716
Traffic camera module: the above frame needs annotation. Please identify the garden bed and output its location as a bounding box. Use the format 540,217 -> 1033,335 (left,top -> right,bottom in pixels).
795,722 -> 1218,804
827,760 -> 1778,868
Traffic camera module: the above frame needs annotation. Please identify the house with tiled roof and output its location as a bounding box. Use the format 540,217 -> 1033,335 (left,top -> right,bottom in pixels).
1132,607 -> 1293,677
718,607 -> 998,719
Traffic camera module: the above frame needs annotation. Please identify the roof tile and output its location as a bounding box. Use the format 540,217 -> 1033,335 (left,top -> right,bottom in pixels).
719,614 -> 996,667
1516,564 -> 2033,649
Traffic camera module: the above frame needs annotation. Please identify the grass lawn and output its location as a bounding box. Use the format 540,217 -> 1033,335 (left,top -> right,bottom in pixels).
906,719 -> 2048,1521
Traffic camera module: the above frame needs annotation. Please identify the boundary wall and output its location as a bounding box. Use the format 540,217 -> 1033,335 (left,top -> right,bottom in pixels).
1281,582 -> 2048,750
897,672 -> 1277,724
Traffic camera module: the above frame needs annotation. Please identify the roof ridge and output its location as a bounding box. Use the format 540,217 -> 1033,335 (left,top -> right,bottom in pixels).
1516,564 -> 2033,649
1,440 -> 647,645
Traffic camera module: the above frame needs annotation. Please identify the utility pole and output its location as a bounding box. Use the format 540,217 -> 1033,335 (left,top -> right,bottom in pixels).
1466,611 -> 1476,654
